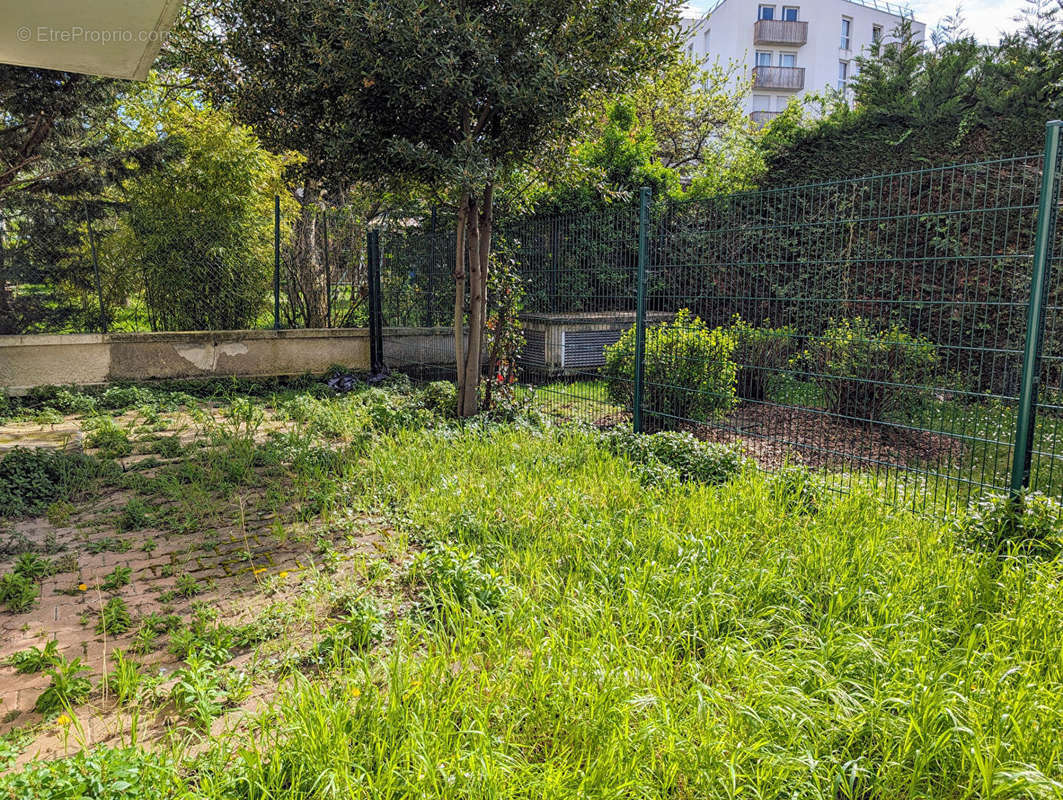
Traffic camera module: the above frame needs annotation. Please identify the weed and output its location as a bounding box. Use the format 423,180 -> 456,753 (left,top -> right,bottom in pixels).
104,649 -> 143,706
958,490 -> 1063,558
170,651 -> 251,729
117,497 -> 152,532
46,500 -> 75,527
408,541 -> 507,617
174,574 -> 209,598
96,597 -> 133,636
0,573 -> 39,613
12,552 -> 52,580
84,417 -> 133,458
34,656 -> 92,715
86,536 -> 131,555
154,435 -> 185,459
0,448 -> 108,518
4,640 -> 61,674
101,565 -> 133,592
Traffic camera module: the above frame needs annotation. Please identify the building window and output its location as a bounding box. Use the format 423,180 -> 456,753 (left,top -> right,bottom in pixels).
752,94 -> 771,112
872,24 -> 883,43
782,6 -> 799,21
703,30 -> 710,52
688,42 -> 695,57
758,5 -> 775,20
838,60 -> 849,90
840,17 -> 852,49
779,53 -> 796,68
755,51 -> 773,68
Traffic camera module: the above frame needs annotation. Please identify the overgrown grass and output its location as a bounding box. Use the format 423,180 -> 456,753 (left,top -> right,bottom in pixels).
5,410 -> 1062,798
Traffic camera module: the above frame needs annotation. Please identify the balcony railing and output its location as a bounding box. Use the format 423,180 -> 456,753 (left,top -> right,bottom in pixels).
752,65 -> 805,91
750,110 -> 782,125
753,19 -> 808,45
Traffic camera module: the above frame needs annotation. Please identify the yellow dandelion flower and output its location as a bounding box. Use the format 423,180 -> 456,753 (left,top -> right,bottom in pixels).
278,571 -> 288,579
349,687 -> 361,698
77,584 -> 88,592
56,714 -> 72,727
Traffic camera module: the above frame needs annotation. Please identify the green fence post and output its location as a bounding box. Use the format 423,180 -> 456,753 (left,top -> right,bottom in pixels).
633,187 -> 651,434
273,195 -> 281,330
1010,120 -> 1063,497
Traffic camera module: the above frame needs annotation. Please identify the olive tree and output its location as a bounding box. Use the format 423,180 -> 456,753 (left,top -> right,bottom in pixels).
180,0 -> 683,414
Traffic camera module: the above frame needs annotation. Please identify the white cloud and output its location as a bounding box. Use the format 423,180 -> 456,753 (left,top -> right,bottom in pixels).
908,0 -> 1027,43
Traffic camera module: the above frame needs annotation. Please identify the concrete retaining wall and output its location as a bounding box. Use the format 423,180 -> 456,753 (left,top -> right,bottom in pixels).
0,327 -> 456,393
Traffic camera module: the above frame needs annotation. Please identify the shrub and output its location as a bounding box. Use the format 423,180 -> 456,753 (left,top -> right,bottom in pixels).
418,381 -> 458,418
0,448 -> 105,517
596,428 -> 746,486
729,317 -> 796,403
810,317 -> 937,422
604,309 -> 737,430
958,491 -> 1063,558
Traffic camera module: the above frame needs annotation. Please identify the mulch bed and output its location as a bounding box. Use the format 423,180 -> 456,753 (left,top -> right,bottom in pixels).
690,403 -> 968,472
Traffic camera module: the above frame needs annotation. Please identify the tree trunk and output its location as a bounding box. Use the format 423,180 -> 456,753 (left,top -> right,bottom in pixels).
453,197 -> 469,415
292,183 -> 329,328
458,183 -> 493,417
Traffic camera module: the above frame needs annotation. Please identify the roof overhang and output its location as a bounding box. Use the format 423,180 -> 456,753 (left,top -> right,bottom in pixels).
0,0 -> 183,80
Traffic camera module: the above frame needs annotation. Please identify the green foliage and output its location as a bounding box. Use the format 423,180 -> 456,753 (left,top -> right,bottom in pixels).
0,573 -> 39,613
84,417 -> 133,458
769,464 -> 823,515
170,651 -> 251,729
34,656 -> 92,715
958,491 -> 1063,558
763,11 -> 1063,182
103,88 -> 288,331
104,649 -> 144,706
117,497 -> 152,532
409,542 -> 507,617
4,640 -> 61,674
596,428 -> 746,486
729,317 -> 796,403
12,552 -> 52,580
0,448 -> 105,517
96,596 -> 133,636
0,746 -> 179,799
558,99 -> 680,207
604,309 -> 737,429
417,381 -> 458,418
810,317 -> 937,422
101,566 -> 133,592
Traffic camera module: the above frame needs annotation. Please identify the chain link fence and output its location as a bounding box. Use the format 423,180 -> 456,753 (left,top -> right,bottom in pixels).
0,198 -> 373,335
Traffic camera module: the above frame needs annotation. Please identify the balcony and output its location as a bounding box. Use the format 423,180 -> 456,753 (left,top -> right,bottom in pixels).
750,110 -> 782,126
752,65 -> 805,91
753,19 -> 809,46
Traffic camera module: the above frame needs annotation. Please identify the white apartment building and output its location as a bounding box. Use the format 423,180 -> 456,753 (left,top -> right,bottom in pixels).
681,0 -> 926,124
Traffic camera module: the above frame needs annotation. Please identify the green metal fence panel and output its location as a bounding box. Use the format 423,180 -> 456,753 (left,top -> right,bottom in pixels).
635,154 -> 1052,514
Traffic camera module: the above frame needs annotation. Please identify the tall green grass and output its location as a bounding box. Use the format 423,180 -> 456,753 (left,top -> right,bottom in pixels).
7,424 -> 1063,798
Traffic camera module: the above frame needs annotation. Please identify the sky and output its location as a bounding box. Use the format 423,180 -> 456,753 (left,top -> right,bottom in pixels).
683,0 -> 1031,43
